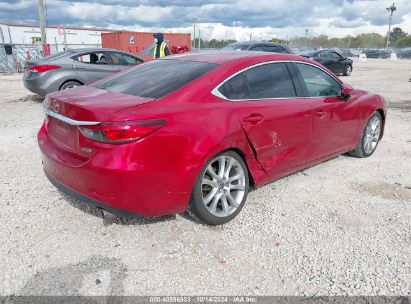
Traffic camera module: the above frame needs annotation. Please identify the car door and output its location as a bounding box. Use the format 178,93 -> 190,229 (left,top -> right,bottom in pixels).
315,51 -> 337,72
107,51 -> 143,72
293,62 -> 360,159
72,51 -> 116,84
329,51 -> 345,74
216,62 -> 312,176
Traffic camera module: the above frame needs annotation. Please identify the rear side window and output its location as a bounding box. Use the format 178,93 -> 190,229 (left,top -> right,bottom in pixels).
73,52 -> 107,64
94,60 -> 217,99
218,63 -> 296,100
244,63 -> 296,99
218,74 -> 249,100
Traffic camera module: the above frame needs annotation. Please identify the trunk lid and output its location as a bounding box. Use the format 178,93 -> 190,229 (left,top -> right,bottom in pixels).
44,86 -> 155,160
47,85 -> 155,122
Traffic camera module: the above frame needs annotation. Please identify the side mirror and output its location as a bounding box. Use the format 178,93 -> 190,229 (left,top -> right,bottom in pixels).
341,83 -> 353,101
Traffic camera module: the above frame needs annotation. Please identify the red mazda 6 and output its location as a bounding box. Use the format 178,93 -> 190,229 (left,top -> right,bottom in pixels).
38,52 -> 386,225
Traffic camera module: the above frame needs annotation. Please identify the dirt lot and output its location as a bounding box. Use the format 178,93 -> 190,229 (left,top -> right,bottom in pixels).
0,58 -> 410,296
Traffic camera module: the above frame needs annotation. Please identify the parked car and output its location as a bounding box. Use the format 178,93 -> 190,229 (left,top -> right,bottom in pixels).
364,48 -> 391,59
23,48 -> 143,96
221,41 -> 293,54
38,52 -> 386,225
397,48 -> 411,58
299,49 -> 353,76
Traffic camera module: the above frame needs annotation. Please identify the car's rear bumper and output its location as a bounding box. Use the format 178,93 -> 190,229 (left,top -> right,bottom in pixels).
45,171 -> 138,218
23,70 -> 62,96
37,122 -> 191,217
23,77 -> 50,96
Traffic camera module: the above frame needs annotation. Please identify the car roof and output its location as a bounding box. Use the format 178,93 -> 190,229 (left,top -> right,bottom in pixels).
227,41 -> 287,46
165,51 -> 307,65
68,47 -> 135,54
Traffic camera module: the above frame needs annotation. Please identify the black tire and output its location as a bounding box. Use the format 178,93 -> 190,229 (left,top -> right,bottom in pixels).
188,151 -> 249,225
349,111 -> 382,158
343,65 -> 352,76
60,80 -> 82,91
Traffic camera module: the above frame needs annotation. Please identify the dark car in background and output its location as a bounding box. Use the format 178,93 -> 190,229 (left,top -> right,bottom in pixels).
221,42 -> 293,54
23,48 -> 143,96
364,49 -> 391,59
299,49 -> 353,76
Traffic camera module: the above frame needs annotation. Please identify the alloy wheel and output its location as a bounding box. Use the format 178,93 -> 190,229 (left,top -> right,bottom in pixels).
363,115 -> 381,154
346,65 -> 352,75
201,155 -> 246,217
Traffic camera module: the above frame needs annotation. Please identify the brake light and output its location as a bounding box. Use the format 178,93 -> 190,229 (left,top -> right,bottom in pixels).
79,119 -> 166,143
28,64 -> 61,73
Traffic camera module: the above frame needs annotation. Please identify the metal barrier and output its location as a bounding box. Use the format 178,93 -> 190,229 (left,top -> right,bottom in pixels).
0,44 -> 42,73
0,43 -> 101,73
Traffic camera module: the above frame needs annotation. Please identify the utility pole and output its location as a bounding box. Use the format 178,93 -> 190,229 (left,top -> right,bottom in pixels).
386,2 -> 396,48
63,26 -> 68,50
198,28 -> 201,49
249,32 -> 252,41
37,0 -> 47,50
192,17 -> 197,50
305,29 -> 308,49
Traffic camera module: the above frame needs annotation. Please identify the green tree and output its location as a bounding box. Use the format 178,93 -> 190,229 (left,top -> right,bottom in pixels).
389,27 -> 407,44
397,35 -> 411,47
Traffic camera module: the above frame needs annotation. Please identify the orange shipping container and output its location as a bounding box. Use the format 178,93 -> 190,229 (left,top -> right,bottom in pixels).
101,31 -> 191,61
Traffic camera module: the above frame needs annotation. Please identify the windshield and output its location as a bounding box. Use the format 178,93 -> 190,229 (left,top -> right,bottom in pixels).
94,59 -> 217,99
221,44 -> 250,51
298,50 -> 318,57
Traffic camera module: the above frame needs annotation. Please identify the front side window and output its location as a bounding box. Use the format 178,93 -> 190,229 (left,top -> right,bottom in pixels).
94,60 -> 217,99
221,44 -> 250,51
108,52 -> 142,66
330,52 -> 343,61
296,63 -> 341,97
218,63 -> 296,100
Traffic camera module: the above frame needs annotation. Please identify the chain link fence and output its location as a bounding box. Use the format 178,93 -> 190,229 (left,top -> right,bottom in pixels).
0,43 -> 102,73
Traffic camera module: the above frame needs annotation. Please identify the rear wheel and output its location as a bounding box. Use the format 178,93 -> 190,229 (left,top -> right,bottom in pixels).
343,65 -> 352,76
60,80 -> 82,91
188,151 -> 249,225
350,112 -> 382,158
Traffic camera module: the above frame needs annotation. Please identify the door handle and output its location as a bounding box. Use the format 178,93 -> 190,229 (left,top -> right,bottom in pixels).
242,114 -> 264,124
315,111 -> 327,118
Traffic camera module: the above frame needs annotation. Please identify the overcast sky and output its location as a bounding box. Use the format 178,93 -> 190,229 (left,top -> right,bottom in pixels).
1,0 -> 410,41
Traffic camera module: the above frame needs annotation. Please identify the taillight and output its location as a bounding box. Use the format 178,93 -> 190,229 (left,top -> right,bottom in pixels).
28,64 -> 61,73
79,119 -> 166,144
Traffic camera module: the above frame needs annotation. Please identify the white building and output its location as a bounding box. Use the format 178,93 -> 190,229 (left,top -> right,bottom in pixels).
0,22 -> 116,52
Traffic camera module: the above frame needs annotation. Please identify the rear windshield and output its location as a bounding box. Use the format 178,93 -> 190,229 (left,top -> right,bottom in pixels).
94,59 -> 217,98
43,50 -> 74,61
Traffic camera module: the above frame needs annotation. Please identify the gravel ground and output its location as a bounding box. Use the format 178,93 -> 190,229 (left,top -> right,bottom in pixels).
0,58 -> 410,296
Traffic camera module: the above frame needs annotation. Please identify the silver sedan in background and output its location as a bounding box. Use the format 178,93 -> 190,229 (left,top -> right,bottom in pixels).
23,48 -> 143,96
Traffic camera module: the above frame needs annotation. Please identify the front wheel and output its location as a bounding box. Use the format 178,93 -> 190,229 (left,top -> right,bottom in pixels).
188,151 -> 249,225
343,65 -> 352,76
350,112 -> 382,158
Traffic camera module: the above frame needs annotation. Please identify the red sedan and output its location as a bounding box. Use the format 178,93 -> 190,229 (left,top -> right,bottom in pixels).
38,52 -> 386,225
